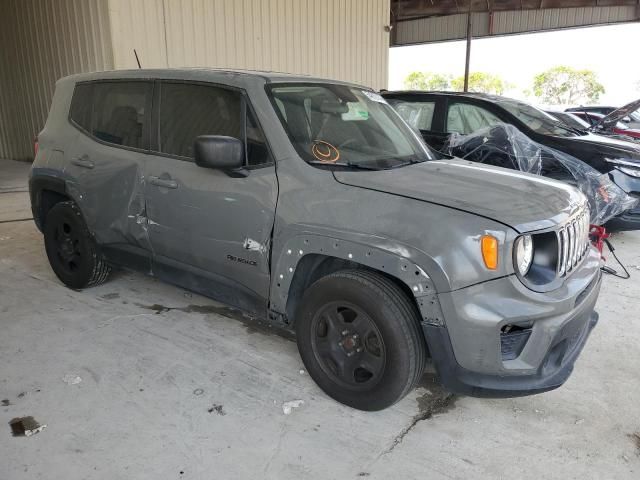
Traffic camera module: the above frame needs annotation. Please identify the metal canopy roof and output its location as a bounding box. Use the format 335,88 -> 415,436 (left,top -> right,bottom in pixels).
391,0 -> 640,46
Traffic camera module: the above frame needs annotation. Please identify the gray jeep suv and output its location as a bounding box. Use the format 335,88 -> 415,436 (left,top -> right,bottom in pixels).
29,69 -> 602,411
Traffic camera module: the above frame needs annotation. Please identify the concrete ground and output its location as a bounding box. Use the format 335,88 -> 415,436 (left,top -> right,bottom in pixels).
1,158 -> 639,479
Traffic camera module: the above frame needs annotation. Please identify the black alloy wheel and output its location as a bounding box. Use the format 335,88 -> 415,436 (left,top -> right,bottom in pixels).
44,201 -> 110,289
295,269 -> 427,411
53,219 -> 82,273
311,301 -> 386,389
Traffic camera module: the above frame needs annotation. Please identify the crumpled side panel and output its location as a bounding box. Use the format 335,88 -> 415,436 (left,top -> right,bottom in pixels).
70,156 -> 149,250
444,124 -> 639,225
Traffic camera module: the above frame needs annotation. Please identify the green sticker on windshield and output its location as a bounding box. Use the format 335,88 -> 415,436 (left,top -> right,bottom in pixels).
342,103 -> 369,121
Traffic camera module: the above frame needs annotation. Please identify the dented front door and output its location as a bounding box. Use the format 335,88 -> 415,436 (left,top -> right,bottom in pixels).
144,159 -> 278,308
144,82 -> 278,313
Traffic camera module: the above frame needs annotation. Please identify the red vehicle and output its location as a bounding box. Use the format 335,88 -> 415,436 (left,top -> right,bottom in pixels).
571,99 -> 640,140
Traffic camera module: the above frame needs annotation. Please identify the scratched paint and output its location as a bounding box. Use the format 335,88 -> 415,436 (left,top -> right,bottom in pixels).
243,238 -> 266,253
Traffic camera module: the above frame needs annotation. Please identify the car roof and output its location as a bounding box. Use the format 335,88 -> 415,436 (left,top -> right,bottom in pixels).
381,90 -> 507,102
547,111 -> 577,116
60,68 -> 365,89
567,105 -> 615,109
573,111 -> 605,118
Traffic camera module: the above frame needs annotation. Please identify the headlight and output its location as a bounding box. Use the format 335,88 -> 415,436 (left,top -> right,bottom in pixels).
514,235 -> 533,276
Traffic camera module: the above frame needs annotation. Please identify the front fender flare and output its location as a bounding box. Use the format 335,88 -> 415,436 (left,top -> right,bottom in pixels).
270,232 -> 446,326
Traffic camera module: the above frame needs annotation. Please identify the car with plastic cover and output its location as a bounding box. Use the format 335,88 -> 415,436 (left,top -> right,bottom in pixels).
384,91 -> 640,231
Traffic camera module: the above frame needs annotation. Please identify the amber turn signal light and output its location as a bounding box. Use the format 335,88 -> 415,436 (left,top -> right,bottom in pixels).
481,235 -> 498,270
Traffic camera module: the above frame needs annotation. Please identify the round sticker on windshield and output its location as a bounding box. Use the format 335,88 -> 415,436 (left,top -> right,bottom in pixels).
311,140 -> 340,163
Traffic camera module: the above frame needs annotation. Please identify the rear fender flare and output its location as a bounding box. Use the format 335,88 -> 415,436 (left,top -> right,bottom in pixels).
29,172 -> 69,230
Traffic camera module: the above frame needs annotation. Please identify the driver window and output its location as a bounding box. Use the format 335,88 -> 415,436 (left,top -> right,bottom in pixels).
447,103 -> 501,135
158,82 -> 242,159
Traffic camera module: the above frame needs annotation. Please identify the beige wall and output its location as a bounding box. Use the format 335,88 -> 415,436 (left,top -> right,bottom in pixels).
0,0 -> 113,160
109,0 -> 390,88
0,0 -> 390,161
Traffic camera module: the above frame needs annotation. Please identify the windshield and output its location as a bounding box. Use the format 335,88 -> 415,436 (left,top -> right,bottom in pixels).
498,99 -> 579,137
267,83 -> 433,169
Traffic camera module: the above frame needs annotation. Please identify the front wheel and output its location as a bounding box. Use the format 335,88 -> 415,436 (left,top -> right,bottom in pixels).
295,270 -> 427,411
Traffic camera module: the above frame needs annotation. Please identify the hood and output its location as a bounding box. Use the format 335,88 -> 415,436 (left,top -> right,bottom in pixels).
565,131 -> 640,158
596,98 -> 640,130
333,160 -> 586,233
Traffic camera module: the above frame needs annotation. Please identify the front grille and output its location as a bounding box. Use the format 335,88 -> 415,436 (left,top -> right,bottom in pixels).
556,209 -> 590,277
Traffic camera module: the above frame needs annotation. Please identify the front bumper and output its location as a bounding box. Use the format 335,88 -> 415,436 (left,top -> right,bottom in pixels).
421,248 -> 602,398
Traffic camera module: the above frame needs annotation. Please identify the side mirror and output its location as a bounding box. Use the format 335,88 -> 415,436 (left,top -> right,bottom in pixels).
622,116 -> 631,123
194,135 -> 246,176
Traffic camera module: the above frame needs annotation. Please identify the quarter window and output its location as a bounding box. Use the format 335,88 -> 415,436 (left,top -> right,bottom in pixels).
69,83 -> 93,132
91,82 -> 151,149
158,83 -> 242,159
446,103 -> 501,135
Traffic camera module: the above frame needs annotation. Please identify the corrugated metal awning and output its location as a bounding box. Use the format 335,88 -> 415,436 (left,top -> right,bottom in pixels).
391,0 -> 640,45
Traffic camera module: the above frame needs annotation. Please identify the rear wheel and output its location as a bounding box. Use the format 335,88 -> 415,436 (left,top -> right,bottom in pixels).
295,269 -> 426,411
43,201 -> 110,289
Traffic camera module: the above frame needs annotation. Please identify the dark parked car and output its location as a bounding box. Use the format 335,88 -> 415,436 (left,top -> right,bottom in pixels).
546,111 -> 591,131
570,111 -> 640,140
549,110 -> 640,144
383,91 -> 640,230
30,70 -> 602,410
566,104 -> 640,129
566,105 -> 616,115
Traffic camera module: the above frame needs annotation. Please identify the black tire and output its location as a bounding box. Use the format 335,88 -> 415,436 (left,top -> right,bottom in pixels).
295,269 -> 427,411
43,201 -> 111,289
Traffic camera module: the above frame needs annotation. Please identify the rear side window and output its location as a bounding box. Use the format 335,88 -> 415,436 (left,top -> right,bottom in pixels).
91,82 -> 151,149
70,84 -> 93,131
446,103 -> 501,135
388,100 -> 435,131
158,83 -> 242,159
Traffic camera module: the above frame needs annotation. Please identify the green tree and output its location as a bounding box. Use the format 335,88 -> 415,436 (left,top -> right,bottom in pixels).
451,72 -> 511,95
532,66 -> 605,105
404,72 -> 452,91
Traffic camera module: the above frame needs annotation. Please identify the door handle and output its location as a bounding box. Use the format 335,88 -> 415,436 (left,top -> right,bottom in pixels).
149,176 -> 178,189
71,155 -> 94,169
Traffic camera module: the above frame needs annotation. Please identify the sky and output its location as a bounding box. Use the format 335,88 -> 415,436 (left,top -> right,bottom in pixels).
388,23 -> 640,108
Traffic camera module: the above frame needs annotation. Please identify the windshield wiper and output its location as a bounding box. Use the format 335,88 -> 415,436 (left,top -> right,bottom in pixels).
307,160 -> 381,170
552,122 -> 585,136
563,125 -> 587,135
386,157 -> 425,169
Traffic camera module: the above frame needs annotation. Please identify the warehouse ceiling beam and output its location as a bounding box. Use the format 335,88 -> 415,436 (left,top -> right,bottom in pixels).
390,0 -> 640,46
